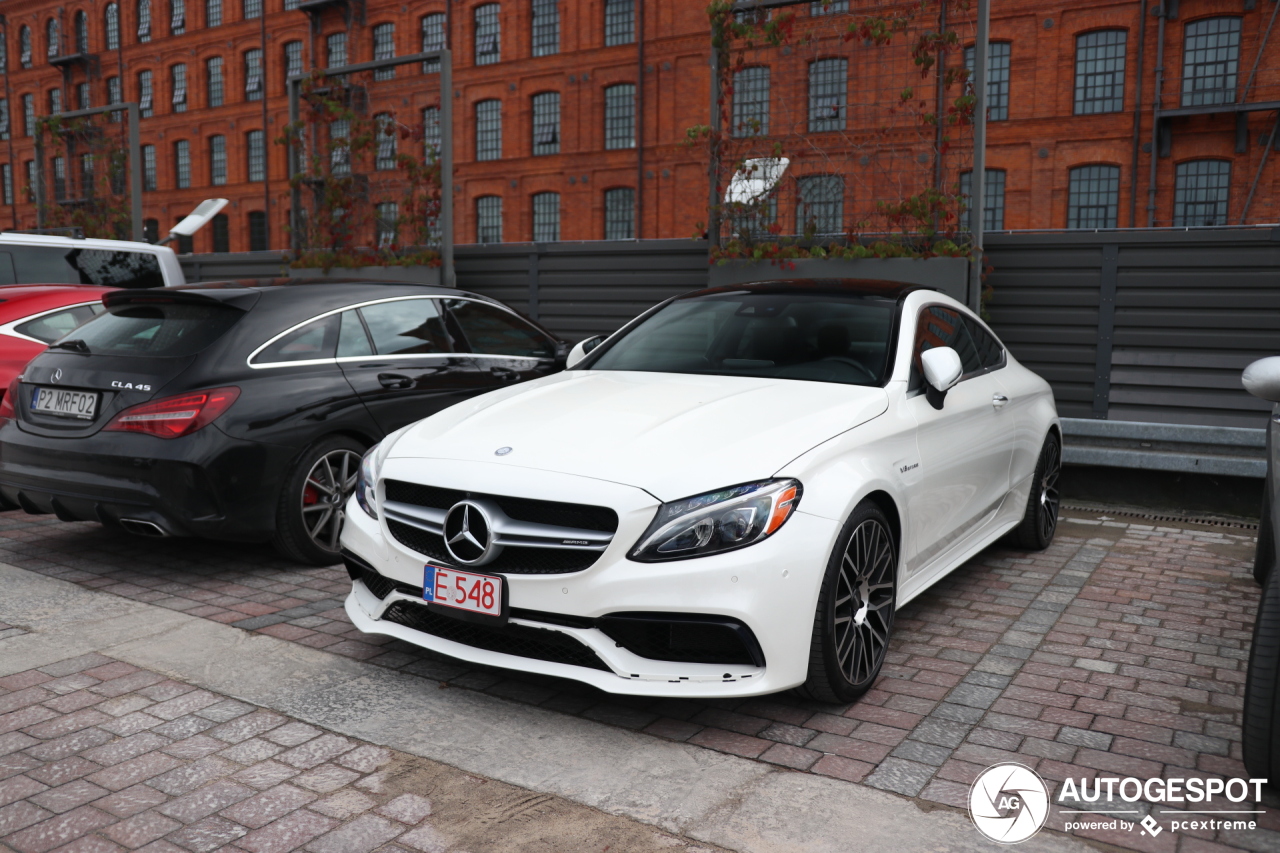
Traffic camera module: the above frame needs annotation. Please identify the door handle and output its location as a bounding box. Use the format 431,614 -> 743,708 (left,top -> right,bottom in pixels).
378,373 -> 413,390
490,367 -> 519,382
992,394 -> 1009,409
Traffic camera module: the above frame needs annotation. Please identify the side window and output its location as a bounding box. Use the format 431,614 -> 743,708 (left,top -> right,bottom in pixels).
8,246 -> 164,287
964,317 -> 1004,370
359,299 -> 453,355
337,309 -> 372,358
15,305 -> 97,343
445,299 -> 555,358
252,314 -> 340,364
0,253 -> 16,285
909,305 -> 982,392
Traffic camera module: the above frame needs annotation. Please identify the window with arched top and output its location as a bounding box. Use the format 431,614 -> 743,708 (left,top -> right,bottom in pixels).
1067,164 -> 1121,229
74,11 -> 89,54
1182,17 -> 1241,107
19,27 -> 32,68
1173,159 -> 1231,226
1074,30 -> 1127,114
105,5 -> 120,50
137,0 -> 152,42
474,4 -> 500,65
46,18 -> 60,59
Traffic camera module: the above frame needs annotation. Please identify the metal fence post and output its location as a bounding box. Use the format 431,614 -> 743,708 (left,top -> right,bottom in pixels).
440,48 -> 455,287
968,0 -> 990,313
1091,243 -> 1120,419
528,248 -> 540,320
127,104 -> 142,241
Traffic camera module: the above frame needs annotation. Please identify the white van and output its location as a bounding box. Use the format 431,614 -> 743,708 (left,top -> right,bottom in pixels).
0,233 -> 184,288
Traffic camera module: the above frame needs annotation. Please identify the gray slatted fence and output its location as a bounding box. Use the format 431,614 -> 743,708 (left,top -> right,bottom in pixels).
984,230 -> 1280,430
180,229 -> 1279,441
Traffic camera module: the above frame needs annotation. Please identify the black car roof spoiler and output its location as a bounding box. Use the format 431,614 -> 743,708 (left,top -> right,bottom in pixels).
103,284 -> 261,312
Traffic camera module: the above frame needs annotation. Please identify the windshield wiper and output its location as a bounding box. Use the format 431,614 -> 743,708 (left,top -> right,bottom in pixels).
47,339 -> 91,354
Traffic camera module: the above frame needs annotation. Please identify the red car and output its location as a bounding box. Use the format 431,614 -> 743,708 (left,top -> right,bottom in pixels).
0,285 -> 115,405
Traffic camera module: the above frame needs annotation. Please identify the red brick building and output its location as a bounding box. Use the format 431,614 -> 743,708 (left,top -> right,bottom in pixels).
0,0 -> 1275,252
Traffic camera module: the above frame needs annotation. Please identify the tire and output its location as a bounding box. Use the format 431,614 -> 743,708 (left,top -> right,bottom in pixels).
797,500 -> 898,704
1243,560 -> 1280,781
271,435 -> 364,566
1254,486 -> 1275,587
1009,431 -> 1061,551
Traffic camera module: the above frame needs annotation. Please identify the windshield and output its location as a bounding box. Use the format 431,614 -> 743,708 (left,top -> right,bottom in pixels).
63,302 -> 242,357
589,291 -> 896,386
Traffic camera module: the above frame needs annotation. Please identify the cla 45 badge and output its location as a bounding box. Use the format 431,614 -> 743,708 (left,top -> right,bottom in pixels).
111,381 -> 152,391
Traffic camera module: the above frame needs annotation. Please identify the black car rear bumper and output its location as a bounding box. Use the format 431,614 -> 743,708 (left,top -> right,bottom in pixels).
0,419 -> 292,541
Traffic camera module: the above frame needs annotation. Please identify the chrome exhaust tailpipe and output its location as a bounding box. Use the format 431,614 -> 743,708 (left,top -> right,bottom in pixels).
119,518 -> 169,537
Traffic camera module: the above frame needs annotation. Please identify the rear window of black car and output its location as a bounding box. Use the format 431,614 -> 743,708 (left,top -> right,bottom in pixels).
66,302 -> 242,357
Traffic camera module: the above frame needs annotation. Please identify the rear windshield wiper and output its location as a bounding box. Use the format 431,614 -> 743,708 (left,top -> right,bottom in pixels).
47,339 -> 91,354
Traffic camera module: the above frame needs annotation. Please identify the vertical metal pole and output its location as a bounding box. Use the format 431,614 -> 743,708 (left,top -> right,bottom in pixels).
707,44 -> 721,249
635,0 -> 644,240
969,0 -> 989,313
1147,3 -> 1167,227
0,17 -> 19,230
127,103 -> 142,241
288,76 -> 301,256
260,3 -> 270,249
34,132 -> 45,231
440,48 -> 454,287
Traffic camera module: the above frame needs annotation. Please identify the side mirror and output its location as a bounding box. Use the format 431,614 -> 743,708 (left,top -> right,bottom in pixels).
565,335 -> 605,369
1244,356 -> 1280,403
921,346 -> 963,410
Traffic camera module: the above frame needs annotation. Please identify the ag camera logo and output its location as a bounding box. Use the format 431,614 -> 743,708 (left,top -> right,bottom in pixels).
969,762 -> 1050,844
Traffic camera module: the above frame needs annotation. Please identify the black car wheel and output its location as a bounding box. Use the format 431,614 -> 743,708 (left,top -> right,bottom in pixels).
1243,559 -> 1280,780
1010,432 -> 1061,551
798,500 -> 897,704
273,435 -> 364,566
1255,487 -> 1275,586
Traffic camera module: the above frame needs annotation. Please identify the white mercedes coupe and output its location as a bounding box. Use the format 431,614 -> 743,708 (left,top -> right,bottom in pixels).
340,280 -> 1060,701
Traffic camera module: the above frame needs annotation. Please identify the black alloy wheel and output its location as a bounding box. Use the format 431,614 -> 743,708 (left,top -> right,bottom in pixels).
273,435 -> 364,565
798,500 -> 898,703
1243,561 -> 1280,781
1011,432 -> 1061,550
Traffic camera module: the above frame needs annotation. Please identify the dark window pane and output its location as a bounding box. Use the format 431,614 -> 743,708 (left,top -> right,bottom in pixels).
71,303 -> 241,357
252,314 -> 340,364
446,299 -> 553,358
959,169 -> 1005,231
9,247 -> 163,287
337,309 -> 373,357
360,299 -> 452,354
16,306 -> 97,344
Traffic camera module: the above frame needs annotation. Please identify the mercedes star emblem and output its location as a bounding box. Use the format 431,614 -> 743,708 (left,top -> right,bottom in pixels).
443,500 -> 497,565
495,446 -> 512,456
51,368 -> 62,384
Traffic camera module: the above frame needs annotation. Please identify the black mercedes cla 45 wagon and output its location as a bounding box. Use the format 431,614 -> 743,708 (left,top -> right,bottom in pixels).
0,279 -> 566,564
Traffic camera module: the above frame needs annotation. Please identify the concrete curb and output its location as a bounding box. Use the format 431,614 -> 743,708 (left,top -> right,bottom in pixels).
0,562 -> 1091,853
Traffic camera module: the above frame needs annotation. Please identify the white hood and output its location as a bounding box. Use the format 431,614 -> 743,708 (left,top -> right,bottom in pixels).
388,370 -> 888,501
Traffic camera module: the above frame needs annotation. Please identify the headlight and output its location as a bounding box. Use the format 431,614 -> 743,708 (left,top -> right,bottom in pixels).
356,443 -> 381,519
629,479 -> 802,562
355,425 -> 412,520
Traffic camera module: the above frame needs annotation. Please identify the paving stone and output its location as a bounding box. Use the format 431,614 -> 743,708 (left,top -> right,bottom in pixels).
304,813 -> 400,853
863,757 -> 935,797
218,784 -> 316,829
237,809 -> 337,853
376,793 -> 432,825
100,810 -> 183,847
156,780 -> 254,823
165,815 -> 248,853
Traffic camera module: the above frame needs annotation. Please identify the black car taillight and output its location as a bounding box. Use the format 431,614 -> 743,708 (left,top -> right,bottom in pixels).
103,387 -> 240,438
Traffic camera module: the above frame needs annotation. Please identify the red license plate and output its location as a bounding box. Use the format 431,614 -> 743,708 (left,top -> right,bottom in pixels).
423,565 -> 503,618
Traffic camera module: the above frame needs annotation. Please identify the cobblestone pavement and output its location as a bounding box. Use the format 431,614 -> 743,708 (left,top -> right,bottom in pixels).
0,652 -> 723,853
2,508 -> 1277,853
